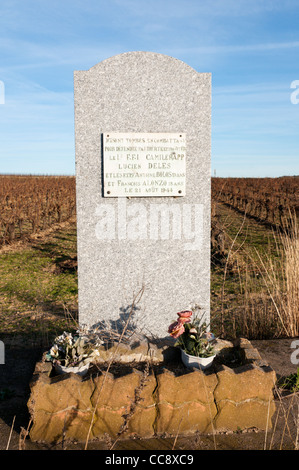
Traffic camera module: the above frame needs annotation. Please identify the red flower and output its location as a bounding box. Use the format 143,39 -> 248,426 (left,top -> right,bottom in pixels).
177,310 -> 192,323
168,320 -> 185,338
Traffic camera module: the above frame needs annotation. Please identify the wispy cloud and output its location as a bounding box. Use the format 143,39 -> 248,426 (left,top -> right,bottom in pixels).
0,38 -> 123,72
111,0 -> 298,19
170,41 -> 299,57
0,0 -> 298,176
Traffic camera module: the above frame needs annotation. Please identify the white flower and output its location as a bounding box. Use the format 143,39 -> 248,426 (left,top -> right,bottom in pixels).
55,331 -> 73,346
50,344 -> 59,358
63,332 -> 73,345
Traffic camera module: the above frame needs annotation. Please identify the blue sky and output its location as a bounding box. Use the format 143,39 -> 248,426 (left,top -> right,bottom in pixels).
0,0 -> 298,177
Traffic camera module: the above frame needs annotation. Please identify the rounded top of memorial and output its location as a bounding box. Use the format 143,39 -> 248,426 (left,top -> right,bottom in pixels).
81,51 -> 208,76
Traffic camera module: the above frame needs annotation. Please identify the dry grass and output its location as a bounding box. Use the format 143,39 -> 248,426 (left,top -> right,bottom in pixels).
253,213 -> 299,337
266,385 -> 299,450
213,205 -> 299,340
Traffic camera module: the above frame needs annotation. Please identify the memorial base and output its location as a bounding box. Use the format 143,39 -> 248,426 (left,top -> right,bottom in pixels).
27,338 -> 276,444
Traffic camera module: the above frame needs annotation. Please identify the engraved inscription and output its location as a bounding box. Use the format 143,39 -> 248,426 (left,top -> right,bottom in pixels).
103,132 -> 186,197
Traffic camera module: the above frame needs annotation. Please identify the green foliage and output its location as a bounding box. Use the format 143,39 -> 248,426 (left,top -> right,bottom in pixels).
279,368 -> 299,393
0,225 -> 78,339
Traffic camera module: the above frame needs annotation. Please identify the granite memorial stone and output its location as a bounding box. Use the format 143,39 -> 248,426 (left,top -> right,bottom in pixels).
74,51 -> 211,338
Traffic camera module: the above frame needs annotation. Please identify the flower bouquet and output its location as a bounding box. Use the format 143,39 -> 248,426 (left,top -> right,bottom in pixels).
168,310 -> 216,370
45,331 -> 102,376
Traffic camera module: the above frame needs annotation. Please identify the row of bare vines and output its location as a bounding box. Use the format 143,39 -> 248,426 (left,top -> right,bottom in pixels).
212,176 -> 299,231
0,175 -> 76,246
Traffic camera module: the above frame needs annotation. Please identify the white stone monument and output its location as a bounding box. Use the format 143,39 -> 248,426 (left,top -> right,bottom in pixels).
74,51 -> 211,338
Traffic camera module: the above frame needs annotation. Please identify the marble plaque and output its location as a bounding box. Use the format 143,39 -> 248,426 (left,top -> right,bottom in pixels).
103,132 -> 186,197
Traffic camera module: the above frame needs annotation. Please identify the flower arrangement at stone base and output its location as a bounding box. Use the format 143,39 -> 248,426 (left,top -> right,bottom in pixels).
168,309 -> 216,370
45,331 -> 103,376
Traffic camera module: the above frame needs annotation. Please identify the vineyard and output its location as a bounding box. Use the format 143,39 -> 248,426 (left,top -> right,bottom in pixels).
211,176 -> 299,340
0,175 -> 76,246
0,174 -> 297,341
0,174 -> 298,451
1,174 -> 298,243
212,176 -> 299,231
1,174 -> 298,247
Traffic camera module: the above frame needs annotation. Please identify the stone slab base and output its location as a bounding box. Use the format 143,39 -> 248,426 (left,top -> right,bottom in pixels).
28,338 -> 276,443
